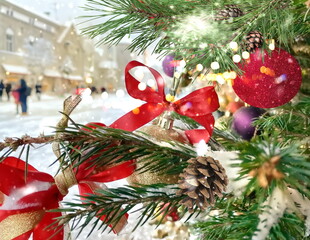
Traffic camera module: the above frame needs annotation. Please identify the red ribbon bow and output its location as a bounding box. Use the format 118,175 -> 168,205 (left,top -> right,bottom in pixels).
0,152 -> 135,239
110,61 -> 219,144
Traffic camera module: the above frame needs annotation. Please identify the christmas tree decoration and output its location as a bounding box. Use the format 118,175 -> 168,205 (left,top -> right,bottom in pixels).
0,156 -> 64,240
225,101 -> 245,114
253,187 -> 310,240
249,155 -> 284,188
0,155 -> 133,239
214,4 -> 244,21
162,54 -> 178,78
127,113 -> 189,185
52,94 -> 82,158
232,106 -> 265,140
110,60 -> 219,185
152,220 -> 190,240
245,31 -> 264,53
177,156 -> 228,212
274,0 -> 291,9
232,48 -> 302,108
111,61 -> 220,144
181,72 -> 192,87
150,204 -> 180,225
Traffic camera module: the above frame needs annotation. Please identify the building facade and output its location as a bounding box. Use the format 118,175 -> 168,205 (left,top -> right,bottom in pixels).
0,0 -> 88,93
0,0 -> 135,95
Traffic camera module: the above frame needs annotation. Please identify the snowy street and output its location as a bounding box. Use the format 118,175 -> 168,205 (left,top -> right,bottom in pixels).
0,93 -> 141,139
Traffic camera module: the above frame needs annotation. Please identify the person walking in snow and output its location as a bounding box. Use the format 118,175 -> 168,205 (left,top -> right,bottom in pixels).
35,83 -> 42,101
5,82 -> 12,101
0,80 -> 4,101
12,84 -> 20,114
17,79 -> 29,115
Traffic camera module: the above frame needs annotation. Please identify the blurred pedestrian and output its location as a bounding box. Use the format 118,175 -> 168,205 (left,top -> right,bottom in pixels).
91,86 -> 98,94
35,83 -> 42,101
0,80 -> 4,101
17,78 -> 28,115
12,86 -> 20,114
100,86 -> 106,93
5,82 -> 12,101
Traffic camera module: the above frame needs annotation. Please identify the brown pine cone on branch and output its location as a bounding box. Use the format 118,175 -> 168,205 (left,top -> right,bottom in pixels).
177,156 -> 228,213
275,0 -> 291,9
214,5 -> 244,21
245,31 -> 264,53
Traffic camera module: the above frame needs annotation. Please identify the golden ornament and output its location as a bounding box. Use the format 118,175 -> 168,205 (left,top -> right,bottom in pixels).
249,155 -> 284,188
152,221 -> 190,240
127,112 -> 189,185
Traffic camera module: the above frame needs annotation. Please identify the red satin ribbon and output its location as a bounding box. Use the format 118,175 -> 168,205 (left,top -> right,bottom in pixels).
0,153 -> 134,239
0,157 -> 63,240
110,61 -> 219,144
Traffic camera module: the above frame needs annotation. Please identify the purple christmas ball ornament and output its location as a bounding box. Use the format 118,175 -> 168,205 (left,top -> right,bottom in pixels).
162,54 -> 176,78
232,106 -> 265,140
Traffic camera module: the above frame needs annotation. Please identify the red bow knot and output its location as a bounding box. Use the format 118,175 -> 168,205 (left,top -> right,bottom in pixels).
110,61 -> 219,144
0,148 -> 134,239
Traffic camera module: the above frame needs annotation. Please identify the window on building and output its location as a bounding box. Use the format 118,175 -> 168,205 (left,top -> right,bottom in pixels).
29,18 -> 35,25
6,28 -> 14,52
6,8 -> 13,16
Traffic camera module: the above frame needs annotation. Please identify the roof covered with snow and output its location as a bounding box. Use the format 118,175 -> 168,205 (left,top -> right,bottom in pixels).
2,0 -> 63,26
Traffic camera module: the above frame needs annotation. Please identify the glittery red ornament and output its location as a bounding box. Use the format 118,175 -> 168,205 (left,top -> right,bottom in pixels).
232,48 -> 302,108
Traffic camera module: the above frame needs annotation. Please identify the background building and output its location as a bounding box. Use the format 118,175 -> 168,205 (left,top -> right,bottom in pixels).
0,0 -> 136,94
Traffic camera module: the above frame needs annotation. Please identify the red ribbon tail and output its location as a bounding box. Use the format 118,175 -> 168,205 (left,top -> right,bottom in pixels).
88,160 -> 136,182
78,182 -> 128,234
33,211 -> 63,240
185,129 -> 211,144
185,114 -> 215,144
12,231 -> 33,240
78,181 -> 102,201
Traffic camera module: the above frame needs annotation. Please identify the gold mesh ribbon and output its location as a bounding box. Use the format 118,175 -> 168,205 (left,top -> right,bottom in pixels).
54,167 -> 78,195
0,210 -> 45,240
0,169 -> 76,240
52,95 -> 82,159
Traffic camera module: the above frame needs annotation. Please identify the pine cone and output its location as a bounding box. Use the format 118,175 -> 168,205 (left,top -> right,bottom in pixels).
275,0 -> 291,9
214,5 -> 244,21
245,31 -> 264,53
177,156 -> 228,212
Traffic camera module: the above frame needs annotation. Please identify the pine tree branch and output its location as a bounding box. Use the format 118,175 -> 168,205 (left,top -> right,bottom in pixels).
54,184 -> 184,235
235,136 -> 310,199
0,135 -> 54,152
80,0 -> 309,73
57,124 -> 195,175
253,96 -> 310,142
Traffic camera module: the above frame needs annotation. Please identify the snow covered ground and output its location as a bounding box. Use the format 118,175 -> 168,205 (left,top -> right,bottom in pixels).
0,92 -> 170,240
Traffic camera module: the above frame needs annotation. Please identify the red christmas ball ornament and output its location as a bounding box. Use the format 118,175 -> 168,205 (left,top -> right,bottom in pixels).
232,48 -> 302,108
